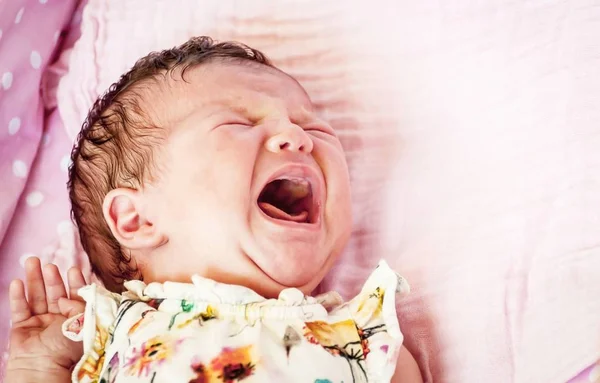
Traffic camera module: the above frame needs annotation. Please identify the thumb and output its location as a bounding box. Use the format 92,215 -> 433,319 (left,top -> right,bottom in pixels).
58,297 -> 85,318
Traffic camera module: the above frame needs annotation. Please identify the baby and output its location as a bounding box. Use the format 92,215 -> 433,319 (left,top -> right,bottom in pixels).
6,37 -> 421,383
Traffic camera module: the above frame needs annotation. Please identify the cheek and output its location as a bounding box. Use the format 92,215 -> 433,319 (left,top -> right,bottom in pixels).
314,143 -> 353,223
315,143 -> 351,194
162,135 -> 258,219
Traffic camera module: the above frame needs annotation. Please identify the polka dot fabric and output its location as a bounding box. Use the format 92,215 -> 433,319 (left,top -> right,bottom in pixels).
0,1 -> 598,382
0,0 -> 85,377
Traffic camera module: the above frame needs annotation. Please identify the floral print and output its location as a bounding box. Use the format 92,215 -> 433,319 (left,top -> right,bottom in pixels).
167,299 -> 197,330
189,359 -> 209,383
175,305 -> 217,330
128,310 -> 156,336
99,353 -> 120,383
211,345 -> 255,381
125,335 -> 183,377
66,260 -> 406,383
67,315 -> 85,334
283,325 -> 302,357
77,326 -> 109,382
303,319 -> 386,382
188,346 -> 256,383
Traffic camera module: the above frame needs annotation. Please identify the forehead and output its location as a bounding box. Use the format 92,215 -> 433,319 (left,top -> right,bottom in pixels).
152,61 -> 315,125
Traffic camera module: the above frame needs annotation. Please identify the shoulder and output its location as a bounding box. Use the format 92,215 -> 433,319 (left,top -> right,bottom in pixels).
391,346 -> 423,383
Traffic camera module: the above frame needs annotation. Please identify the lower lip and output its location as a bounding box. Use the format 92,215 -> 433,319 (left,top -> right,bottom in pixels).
256,203 -> 321,231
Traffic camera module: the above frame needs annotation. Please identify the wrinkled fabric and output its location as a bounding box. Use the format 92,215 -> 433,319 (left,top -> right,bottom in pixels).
63,261 -> 409,383
2,1 -> 600,382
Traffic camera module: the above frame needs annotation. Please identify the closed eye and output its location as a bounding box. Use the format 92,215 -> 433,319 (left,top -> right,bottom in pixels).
215,112 -> 255,128
210,121 -> 253,133
218,121 -> 253,128
304,125 -> 336,136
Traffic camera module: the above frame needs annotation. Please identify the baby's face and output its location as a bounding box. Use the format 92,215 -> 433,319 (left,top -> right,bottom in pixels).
138,62 -> 352,297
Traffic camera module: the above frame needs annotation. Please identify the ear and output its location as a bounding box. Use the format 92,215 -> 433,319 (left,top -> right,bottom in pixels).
102,188 -> 166,250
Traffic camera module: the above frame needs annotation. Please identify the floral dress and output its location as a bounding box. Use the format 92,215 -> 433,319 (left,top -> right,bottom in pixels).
62,260 -> 410,383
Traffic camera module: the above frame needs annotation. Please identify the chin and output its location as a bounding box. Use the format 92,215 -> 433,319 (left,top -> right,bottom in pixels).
271,264 -> 321,287
267,247 -> 333,288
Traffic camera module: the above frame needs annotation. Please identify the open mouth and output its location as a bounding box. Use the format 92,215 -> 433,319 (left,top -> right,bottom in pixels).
257,178 -> 316,224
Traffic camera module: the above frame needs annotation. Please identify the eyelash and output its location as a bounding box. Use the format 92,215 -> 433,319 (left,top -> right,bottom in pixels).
218,121 -> 335,137
222,121 -> 253,127
305,126 -> 335,136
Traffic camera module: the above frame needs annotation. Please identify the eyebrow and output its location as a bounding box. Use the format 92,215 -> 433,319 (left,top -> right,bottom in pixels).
229,104 -> 254,119
226,101 -> 318,125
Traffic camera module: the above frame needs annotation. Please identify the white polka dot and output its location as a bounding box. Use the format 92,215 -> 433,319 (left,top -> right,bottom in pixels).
0,29 -> 3,41
19,253 -> 36,267
8,117 -> 21,135
42,133 -> 50,145
26,191 -> 44,207
30,51 -> 42,69
15,7 -> 24,24
39,0 -> 48,3
589,364 -> 600,382
12,160 -> 28,178
53,31 -> 60,42
2,72 -> 13,90
57,220 -> 72,236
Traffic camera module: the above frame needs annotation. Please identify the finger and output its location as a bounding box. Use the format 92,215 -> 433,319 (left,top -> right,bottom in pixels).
67,267 -> 86,301
42,264 -> 68,314
58,297 -> 85,318
25,257 -> 48,315
9,279 -> 31,323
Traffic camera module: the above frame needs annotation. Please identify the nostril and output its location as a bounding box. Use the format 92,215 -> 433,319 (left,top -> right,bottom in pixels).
279,142 -> 290,150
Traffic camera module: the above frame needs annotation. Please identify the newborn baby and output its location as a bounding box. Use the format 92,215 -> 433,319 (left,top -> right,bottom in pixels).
6,37 -> 421,383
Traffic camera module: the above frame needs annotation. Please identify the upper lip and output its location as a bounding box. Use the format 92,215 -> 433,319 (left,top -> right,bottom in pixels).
255,163 -> 324,225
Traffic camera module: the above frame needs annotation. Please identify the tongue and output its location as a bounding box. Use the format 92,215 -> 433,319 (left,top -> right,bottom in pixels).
259,202 -> 309,223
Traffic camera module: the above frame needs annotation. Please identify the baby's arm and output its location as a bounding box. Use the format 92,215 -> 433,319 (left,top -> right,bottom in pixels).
392,346 -> 423,383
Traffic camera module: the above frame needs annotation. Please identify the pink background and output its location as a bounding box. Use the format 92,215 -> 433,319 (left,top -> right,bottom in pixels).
1,1 -> 599,382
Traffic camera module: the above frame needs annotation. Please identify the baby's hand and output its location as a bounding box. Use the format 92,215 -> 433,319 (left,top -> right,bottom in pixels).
5,258 -> 86,383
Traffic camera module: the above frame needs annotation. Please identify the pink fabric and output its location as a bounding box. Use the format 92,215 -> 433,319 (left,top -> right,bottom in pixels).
569,361 -> 600,383
0,0 -> 87,376
0,0 -> 73,243
569,362 -> 600,383
1,0 -> 599,382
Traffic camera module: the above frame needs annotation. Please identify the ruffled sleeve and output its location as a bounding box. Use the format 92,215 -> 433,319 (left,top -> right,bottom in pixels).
346,260 -> 410,382
62,284 -> 122,383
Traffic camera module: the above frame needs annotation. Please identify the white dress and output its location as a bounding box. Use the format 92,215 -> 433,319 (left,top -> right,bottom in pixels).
62,260 -> 409,383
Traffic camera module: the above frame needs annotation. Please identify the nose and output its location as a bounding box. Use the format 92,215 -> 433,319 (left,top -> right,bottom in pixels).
265,123 -> 314,154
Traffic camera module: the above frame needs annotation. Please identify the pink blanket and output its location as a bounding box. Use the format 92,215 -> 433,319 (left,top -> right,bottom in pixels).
1,1 -> 599,382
